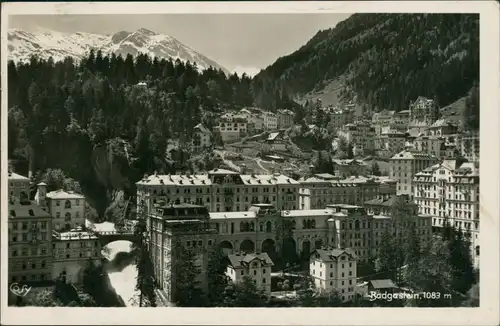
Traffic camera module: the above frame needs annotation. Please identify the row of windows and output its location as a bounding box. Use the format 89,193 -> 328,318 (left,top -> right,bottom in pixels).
314,261 -> 353,269
11,246 -> 48,257
54,199 -> 81,208
11,232 -> 48,243
146,186 -> 299,196
10,221 -> 48,230
56,251 -> 99,259
11,261 -> 48,269
312,270 -> 353,278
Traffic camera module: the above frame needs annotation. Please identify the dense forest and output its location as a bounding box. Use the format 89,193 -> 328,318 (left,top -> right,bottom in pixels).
253,13 -> 479,112
7,53 -> 286,217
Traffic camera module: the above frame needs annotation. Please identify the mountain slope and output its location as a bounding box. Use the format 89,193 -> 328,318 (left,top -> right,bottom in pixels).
252,13 -> 479,112
8,27 -> 230,74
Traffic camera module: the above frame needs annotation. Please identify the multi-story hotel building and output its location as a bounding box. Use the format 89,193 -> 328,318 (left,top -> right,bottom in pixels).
372,110 -> 396,136
136,169 -> 300,214
377,130 -> 408,158
409,96 -> 440,127
52,228 -> 102,284
8,171 -> 31,202
337,121 -> 375,153
412,159 -> 480,266
389,150 -> 439,196
227,252 -> 274,297
8,201 -> 53,284
332,159 -> 368,178
192,123 -> 212,153
310,248 -> 357,301
213,117 -> 248,143
146,203 -> 216,302
456,131 -> 479,162
327,107 -> 355,131
298,175 -> 397,210
36,184 -> 86,232
262,111 -> 278,131
277,109 -> 294,129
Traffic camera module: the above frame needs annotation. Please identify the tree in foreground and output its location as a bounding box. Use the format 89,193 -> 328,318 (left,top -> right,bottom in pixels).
206,244 -> 231,306
132,204 -> 157,307
170,239 -> 207,307
221,276 -> 268,307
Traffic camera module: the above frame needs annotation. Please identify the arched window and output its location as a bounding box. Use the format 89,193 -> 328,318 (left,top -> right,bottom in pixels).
349,222 -> 352,229
259,222 -> 264,232
64,200 -> 72,209
291,220 -> 296,229
302,220 -> 307,229
341,222 -> 346,229
250,222 -> 255,232
65,212 -> 71,221
311,220 -> 316,229
354,220 -> 360,229
240,222 -> 245,232
266,221 -> 272,233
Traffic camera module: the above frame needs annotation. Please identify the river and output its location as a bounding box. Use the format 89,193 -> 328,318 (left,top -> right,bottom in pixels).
88,220 -> 139,307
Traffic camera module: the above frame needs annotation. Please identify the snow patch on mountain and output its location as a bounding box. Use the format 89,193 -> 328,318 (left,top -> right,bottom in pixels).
8,27 -> 229,74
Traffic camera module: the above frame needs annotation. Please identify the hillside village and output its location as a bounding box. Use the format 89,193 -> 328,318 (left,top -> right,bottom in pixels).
7,12 -> 479,308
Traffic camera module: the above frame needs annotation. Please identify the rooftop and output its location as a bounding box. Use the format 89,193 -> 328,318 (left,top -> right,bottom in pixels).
9,202 -> 51,219
209,211 -> 257,220
227,252 -> 274,268
7,171 -> 29,181
391,150 -> 438,160
53,228 -> 99,241
137,173 -> 212,186
313,248 -> 357,262
240,173 -> 299,185
282,209 -> 334,217
369,279 -> 398,289
46,189 -> 85,199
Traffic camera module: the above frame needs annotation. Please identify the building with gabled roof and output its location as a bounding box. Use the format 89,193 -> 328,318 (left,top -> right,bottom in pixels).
226,252 -> 274,296
310,247 -> 358,301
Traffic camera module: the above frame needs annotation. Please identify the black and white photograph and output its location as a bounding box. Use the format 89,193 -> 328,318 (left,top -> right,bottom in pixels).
1,1 -> 499,325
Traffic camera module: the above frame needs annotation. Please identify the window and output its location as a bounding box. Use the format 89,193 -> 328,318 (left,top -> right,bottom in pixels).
31,263 -> 36,269
254,270 -> 257,276
262,278 -> 266,284
64,200 -> 72,209
241,270 -> 244,275
341,272 -> 344,277
66,243 -> 70,249
263,269 -> 266,274
12,250 -> 18,257
330,272 -> 333,277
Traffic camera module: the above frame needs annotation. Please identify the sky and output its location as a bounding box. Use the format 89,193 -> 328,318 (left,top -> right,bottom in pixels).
9,14 -> 351,76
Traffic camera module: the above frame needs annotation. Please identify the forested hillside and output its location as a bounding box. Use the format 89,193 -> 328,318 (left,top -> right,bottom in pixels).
253,13 -> 479,112
7,52 -> 272,217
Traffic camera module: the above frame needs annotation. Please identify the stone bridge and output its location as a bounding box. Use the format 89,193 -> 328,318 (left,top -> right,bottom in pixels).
95,230 -> 142,246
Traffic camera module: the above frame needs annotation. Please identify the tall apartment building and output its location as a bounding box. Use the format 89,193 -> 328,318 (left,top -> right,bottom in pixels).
337,121 -> 375,153
136,169 -> 300,214
213,117 -> 248,143
409,96 -> 440,127
8,201 -> 53,284
147,203 -> 216,302
377,130 -> 408,158
456,131 -> 479,162
35,184 -> 86,232
372,110 -> 396,136
327,107 -> 355,131
412,159 -> 480,266
389,150 -> 439,196
192,123 -> 212,152
310,248 -> 357,301
262,111 -> 278,131
277,109 -> 294,129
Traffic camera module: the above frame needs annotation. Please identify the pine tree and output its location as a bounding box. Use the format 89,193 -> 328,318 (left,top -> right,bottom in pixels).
371,162 -> 381,176
206,244 -> 230,306
169,239 -> 207,307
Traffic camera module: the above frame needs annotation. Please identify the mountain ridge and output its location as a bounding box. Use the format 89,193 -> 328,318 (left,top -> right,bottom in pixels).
252,13 -> 479,113
8,27 -> 230,75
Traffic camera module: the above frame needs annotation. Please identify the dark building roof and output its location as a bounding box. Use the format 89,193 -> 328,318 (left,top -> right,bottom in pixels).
369,279 -> 398,289
312,248 -> 357,262
227,252 -> 274,268
9,202 -> 50,219
154,203 -> 209,218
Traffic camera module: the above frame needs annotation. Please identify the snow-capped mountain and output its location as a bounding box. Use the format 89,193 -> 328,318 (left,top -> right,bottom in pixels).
8,27 -> 230,74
